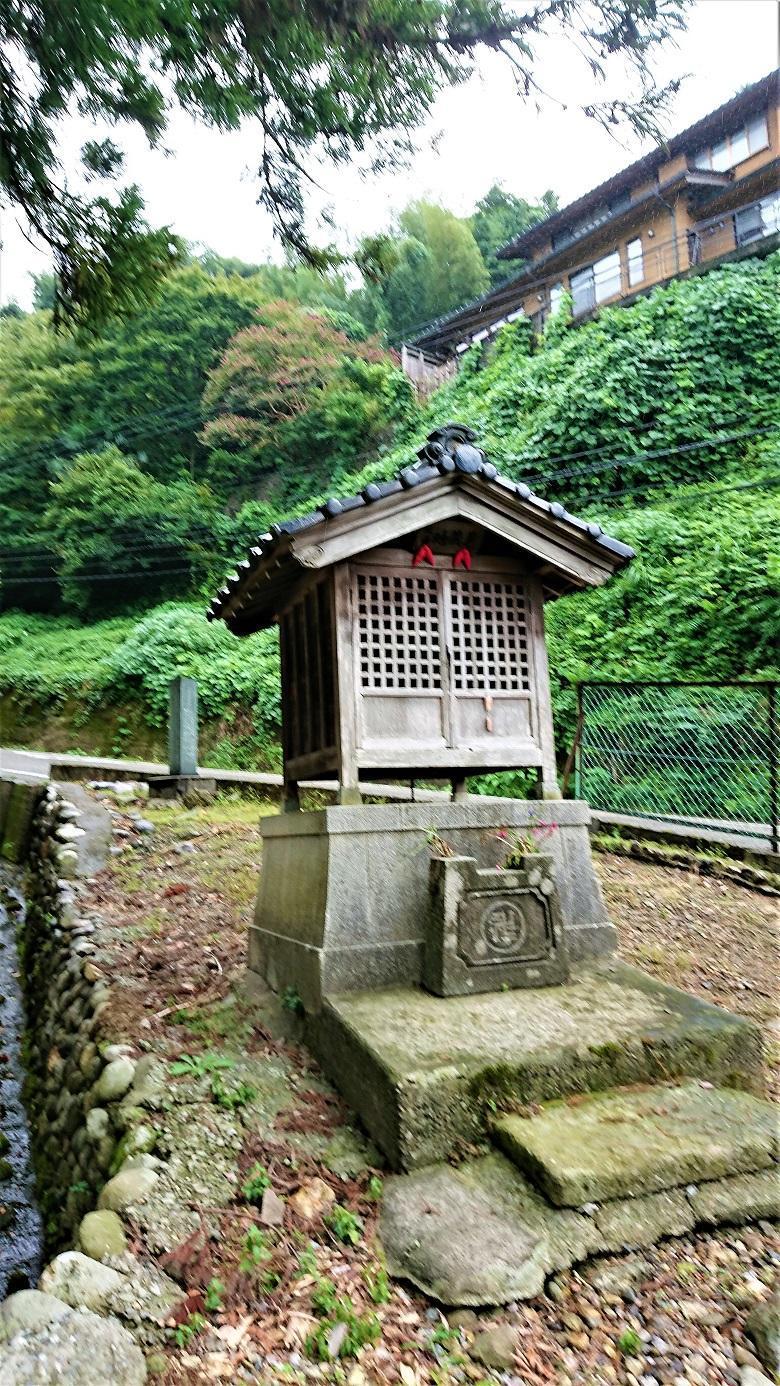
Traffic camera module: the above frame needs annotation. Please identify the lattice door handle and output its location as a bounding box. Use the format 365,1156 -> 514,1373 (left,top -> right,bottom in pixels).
484,694 -> 494,734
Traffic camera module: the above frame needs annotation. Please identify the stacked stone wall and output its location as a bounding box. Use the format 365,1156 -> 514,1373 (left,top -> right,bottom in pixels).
0,777 -> 155,1381
19,784 -> 125,1247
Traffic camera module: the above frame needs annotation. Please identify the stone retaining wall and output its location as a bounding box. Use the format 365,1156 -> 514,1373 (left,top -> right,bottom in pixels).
19,783 -> 124,1246
0,777 -> 157,1383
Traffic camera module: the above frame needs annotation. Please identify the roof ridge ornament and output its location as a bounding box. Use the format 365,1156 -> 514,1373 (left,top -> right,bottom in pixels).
411,422 -> 485,475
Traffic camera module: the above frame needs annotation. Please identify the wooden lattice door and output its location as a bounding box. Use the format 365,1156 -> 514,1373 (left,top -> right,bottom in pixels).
352,560 -> 539,766
447,575 -> 534,746
355,568 -> 447,749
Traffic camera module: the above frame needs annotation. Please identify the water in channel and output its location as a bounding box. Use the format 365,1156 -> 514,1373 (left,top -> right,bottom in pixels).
0,867 -> 43,1295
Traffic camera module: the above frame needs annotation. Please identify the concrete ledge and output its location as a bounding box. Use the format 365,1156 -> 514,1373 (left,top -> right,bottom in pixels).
309,962 -> 765,1170
590,809 -> 779,864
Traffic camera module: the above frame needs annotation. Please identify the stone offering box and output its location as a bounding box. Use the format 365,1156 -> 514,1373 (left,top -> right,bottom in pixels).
425,851 -> 568,996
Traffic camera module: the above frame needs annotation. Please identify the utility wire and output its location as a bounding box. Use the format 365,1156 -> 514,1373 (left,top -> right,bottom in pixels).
1,420 -> 777,565
3,471 -> 779,584
525,423 -> 780,488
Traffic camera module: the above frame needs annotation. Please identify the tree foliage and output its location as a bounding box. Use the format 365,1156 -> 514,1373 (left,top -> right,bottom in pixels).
44,447 -> 217,614
201,300 -> 415,504
471,184 -> 559,287
0,0 -> 686,326
0,260 -> 416,612
545,466 -> 780,753
369,201 -> 491,341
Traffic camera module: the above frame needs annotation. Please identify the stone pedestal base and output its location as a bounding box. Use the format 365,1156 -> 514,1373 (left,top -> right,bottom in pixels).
251,799 -> 615,1011
147,775 -> 217,806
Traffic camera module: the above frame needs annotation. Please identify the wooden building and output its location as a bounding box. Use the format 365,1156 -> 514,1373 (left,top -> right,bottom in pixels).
410,68 -> 779,361
208,423 -> 633,804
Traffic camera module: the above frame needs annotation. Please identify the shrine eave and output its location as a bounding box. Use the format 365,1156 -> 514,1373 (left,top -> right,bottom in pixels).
207,428 -> 634,633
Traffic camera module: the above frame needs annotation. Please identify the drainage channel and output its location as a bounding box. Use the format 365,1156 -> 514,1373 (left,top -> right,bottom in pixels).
0,867 -> 43,1296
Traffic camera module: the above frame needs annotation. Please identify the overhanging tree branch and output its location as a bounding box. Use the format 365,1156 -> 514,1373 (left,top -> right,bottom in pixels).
0,0 -> 689,327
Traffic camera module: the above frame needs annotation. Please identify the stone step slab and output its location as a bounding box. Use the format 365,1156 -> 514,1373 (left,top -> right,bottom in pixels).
380,1151 -> 780,1307
309,961 -> 765,1170
492,1081 -> 778,1207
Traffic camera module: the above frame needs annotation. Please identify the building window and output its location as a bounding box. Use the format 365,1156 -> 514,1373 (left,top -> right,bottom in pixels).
595,250 -> 622,303
693,112 -> 769,172
734,191 -> 780,245
549,282 -> 565,314
570,265 -> 595,316
569,250 -> 623,316
627,238 -> 644,287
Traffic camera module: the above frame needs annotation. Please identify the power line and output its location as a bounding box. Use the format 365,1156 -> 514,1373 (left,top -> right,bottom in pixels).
0,401 -> 208,472
507,420 -> 778,474
591,469 -> 780,510
0,566 -> 198,586
524,423 -> 780,489
1,419 -> 777,564
3,470 -> 779,586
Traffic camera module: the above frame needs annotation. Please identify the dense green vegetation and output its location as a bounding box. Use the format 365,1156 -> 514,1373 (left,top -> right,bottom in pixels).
1,252 -> 778,776
0,190 -> 564,615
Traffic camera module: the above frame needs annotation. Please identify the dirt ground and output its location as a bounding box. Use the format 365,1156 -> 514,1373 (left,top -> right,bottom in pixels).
599,852 -> 780,1099
79,793 -> 778,1386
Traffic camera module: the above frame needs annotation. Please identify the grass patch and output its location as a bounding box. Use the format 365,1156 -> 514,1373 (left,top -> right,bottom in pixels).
146,791 -> 279,831
174,997 -> 257,1048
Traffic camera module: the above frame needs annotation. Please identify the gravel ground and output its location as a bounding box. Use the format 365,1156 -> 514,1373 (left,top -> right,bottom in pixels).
597,851 -> 780,1098
81,800 -> 778,1386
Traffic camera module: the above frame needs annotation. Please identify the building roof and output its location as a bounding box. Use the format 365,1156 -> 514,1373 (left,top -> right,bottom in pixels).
409,67 -> 779,356
497,68 -> 778,262
207,423 -> 634,634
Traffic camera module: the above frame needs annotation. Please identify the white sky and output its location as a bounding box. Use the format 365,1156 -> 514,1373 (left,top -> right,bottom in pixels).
1,0 -> 778,308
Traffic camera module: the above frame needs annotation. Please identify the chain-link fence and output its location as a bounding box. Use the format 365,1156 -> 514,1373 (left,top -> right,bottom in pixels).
573,681 -> 779,852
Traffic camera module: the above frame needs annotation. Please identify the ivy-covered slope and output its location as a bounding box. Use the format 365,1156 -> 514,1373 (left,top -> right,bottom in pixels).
342,251 -> 780,501
2,255 -> 778,769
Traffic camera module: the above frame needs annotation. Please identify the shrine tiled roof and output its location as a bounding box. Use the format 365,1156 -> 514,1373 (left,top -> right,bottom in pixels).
207,422 -> 634,626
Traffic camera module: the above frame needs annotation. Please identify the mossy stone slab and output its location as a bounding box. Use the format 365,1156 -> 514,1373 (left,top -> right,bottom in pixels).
309,960 -> 764,1170
493,1081 -> 777,1207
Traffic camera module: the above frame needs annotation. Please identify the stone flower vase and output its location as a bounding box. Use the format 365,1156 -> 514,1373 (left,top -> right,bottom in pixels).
424,852 -> 568,997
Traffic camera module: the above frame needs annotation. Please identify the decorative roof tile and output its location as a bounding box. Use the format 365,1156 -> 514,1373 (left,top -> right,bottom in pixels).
207,422 -> 634,623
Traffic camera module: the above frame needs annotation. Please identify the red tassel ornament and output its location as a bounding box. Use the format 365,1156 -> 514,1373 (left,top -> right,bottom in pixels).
412,544 -> 435,568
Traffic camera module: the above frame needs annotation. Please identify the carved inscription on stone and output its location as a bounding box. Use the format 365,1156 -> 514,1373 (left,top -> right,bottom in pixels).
457,888 -> 551,967
484,900 -> 525,952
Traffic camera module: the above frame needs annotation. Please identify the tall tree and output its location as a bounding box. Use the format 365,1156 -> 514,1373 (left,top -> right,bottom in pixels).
30,273 -> 58,312
201,300 -> 415,505
45,447 -> 216,614
376,201 -> 491,341
0,0 -> 686,328
471,185 -> 559,287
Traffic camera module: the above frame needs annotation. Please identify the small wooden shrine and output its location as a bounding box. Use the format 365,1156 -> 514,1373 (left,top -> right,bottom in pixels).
208,423 -> 633,804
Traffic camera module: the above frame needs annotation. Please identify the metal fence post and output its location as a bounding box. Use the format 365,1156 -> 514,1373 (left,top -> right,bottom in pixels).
574,682 -> 583,801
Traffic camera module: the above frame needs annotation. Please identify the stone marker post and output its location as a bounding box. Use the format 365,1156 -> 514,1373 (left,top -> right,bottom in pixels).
168,677 -> 198,777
